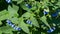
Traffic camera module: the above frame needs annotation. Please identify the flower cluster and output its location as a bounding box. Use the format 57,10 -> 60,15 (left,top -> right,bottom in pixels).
43,9 -> 49,15
43,11 -> 48,15
43,9 -> 59,17
6,20 -> 21,31
51,12 -> 58,17
25,4 -> 32,8
26,20 -> 32,25
47,27 -> 56,33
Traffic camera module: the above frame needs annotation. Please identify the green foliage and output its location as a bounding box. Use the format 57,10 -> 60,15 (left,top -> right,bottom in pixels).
0,0 -> 60,34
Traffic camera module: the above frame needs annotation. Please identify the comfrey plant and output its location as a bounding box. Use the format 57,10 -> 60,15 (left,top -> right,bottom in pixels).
6,20 -> 21,31
0,0 -> 60,34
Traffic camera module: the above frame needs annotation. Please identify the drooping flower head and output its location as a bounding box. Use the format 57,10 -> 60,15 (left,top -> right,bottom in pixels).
51,12 -> 58,17
6,0 -> 11,3
47,27 -> 56,33
26,20 -> 32,25
25,4 -> 32,8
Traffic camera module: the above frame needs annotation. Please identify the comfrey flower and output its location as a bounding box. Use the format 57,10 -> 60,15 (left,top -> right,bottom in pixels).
6,20 -> 21,31
43,11 -> 48,15
51,12 -> 58,17
26,20 -> 32,25
43,9 -> 49,15
6,20 -> 14,26
15,27 -> 21,31
25,4 -> 32,8
47,27 -> 56,33
6,0 -> 11,3
14,26 -> 21,31
6,20 -> 11,24
11,24 -> 15,28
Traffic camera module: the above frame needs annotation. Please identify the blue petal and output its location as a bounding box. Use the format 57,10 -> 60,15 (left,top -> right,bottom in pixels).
26,4 -> 32,8
6,20 -> 11,24
28,5 -> 32,8
6,0 -> 11,3
11,24 -> 15,28
8,23 -> 13,26
47,27 -> 56,33
14,26 -> 17,30
14,27 -> 21,31
51,13 -> 58,17
16,27 -> 21,31
43,11 -> 48,15
51,27 -> 56,30
26,20 -> 32,24
47,28 -> 54,33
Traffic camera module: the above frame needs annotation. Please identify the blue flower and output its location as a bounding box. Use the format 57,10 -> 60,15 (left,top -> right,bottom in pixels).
9,23 -> 13,26
26,20 -> 32,25
6,20 -> 21,31
6,20 -> 11,24
47,27 -> 56,33
13,27 -> 16,29
11,24 -> 15,28
16,27 -> 21,31
43,11 -> 48,15
51,27 -> 56,30
14,27 -> 21,31
25,4 -> 32,8
6,0 -> 11,3
6,20 -> 14,26
51,12 -> 58,17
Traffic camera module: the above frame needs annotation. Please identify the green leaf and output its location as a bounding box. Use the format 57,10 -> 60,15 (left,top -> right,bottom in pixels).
40,16 -> 51,28
29,0 -> 35,1
30,16 -> 39,27
18,18 -> 29,33
0,21 -> 2,25
41,32 -> 46,34
20,2 -> 31,11
56,1 -> 60,7
0,13 -> 10,20
17,0 -> 24,4
36,1 -> 41,8
0,10 -> 11,20
22,12 -> 36,18
8,4 -> 19,17
22,12 -> 32,19
9,17 -> 19,24
58,33 -> 60,34
0,25 -> 13,34
12,0 -> 18,1
31,7 -> 37,10
0,10 -> 8,17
